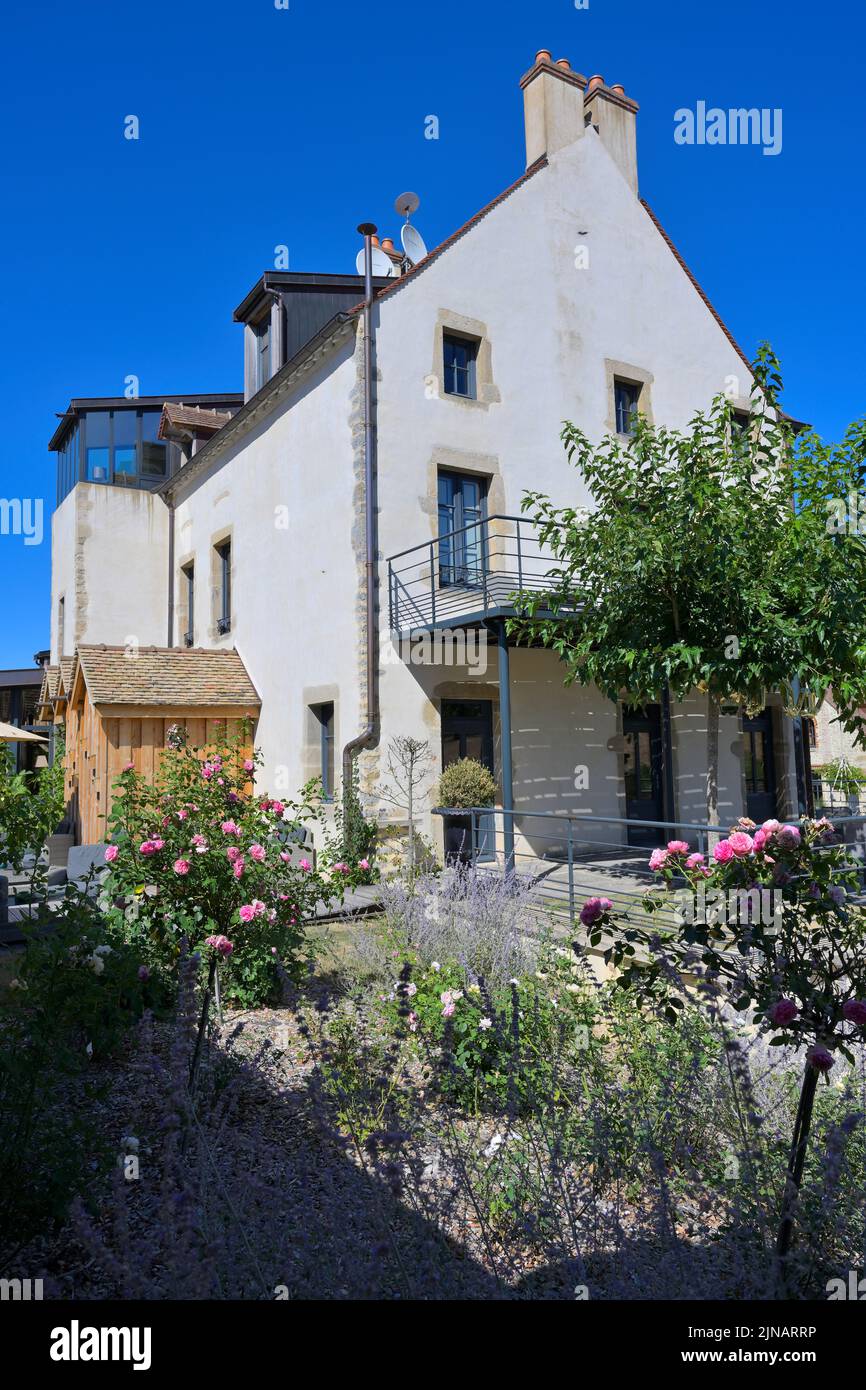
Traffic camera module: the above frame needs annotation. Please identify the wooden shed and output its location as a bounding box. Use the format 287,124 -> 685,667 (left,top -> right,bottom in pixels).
63,645 -> 260,843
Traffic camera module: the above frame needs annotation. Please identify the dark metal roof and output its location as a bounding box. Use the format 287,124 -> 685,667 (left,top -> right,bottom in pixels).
232,271 -> 389,324
48,393 -> 244,451
0,669 -> 45,688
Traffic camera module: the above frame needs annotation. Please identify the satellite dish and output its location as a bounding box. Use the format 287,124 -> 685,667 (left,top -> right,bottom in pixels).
355,245 -> 395,277
401,222 -> 428,266
395,191 -> 420,219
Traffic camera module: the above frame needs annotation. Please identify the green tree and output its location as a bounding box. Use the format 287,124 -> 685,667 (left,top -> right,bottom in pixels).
511,347 -> 866,824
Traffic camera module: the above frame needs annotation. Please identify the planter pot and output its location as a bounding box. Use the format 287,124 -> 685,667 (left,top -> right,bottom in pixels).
434,806 -> 496,864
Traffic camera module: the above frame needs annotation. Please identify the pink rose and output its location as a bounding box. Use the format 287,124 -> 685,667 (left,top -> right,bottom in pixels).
666,840 -> 689,855
332,862 -> 349,874
173,859 -> 191,876
177,809 -> 188,821
220,820 -> 240,836
206,934 -> 234,957
727,831 -> 753,857
201,765 -> 213,780
270,800 -> 285,816
191,834 -> 207,847
649,848 -> 669,871
280,851 -> 291,863
238,904 -> 255,923
777,824 -> 801,848
580,896 -> 613,927
123,761 -> 135,772
104,844 -> 119,863
441,1001 -> 455,1018
139,840 -> 159,856
752,829 -> 768,851
768,998 -> 799,1026
713,841 -> 735,864
233,857 -> 246,879
243,759 -> 255,773
842,1000 -> 866,1027
762,819 -> 781,835
226,846 -> 242,862
358,859 -> 370,871
249,844 -> 266,863
806,1044 -> 834,1072
299,858 -> 311,872
685,852 -> 704,869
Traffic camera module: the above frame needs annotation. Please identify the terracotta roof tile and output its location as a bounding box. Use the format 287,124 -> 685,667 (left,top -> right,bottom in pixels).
75,646 -> 261,708
158,402 -> 233,441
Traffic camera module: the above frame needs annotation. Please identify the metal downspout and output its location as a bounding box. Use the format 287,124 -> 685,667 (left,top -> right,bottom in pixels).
341,223 -> 379,800
166,498 -> 175,647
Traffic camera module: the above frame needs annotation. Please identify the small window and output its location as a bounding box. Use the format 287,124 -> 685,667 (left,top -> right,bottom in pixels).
614,379 -> 641,436
254,317 -> 271,393
806,718 -> 817,748
216,541 -> 231,634
312,702 -> 335,800
182,563 -> 195,647
58,596 -> 65,657
443,334 -> 478,399
731,409 -> 751,444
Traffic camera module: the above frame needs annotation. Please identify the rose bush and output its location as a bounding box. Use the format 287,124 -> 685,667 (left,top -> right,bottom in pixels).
581,815 -> 866,1257
101,728 -> 365,1007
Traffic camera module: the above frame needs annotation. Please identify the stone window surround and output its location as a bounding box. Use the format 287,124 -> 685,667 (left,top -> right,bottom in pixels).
209,526 -> 233,642
431,310 -> 501,410
605,358 -> 654,437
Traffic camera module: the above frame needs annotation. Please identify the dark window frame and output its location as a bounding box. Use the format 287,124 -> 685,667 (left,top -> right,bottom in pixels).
614,378 -> 641,436
443,333 -> 479,399
311,702 -> 335,800
216,541 -> 231,634
182,562 -> 195,647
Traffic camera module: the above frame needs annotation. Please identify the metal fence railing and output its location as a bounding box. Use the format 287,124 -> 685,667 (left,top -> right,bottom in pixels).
431,807 -> 866,931
387,514 -> 569,632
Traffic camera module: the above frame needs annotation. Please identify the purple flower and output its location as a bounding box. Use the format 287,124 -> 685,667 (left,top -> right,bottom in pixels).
768,998 -> 799,1027
806,1043 -> 834,1072
842,1000 -> 866,1027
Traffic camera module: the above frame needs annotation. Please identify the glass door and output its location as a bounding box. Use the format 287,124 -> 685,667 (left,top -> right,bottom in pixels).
441,699 -> 495,861
438,472 -> 486,587
622,704 -> 665,846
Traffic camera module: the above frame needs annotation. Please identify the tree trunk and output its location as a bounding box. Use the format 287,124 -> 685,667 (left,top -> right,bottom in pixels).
706,691 -> 720,833
407,777 -> 415,879
776,1061 -> 819,1260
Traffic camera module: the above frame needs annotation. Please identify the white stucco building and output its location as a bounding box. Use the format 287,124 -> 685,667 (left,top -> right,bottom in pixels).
45,50 -> 812,863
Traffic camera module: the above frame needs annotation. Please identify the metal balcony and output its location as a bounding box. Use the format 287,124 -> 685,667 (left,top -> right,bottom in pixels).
386,514 -> 559,633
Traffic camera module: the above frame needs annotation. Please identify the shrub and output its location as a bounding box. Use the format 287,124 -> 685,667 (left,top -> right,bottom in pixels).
102,729 -> 343,1008
377,863 -> 537,990
436,758 -> 496,810
593,816 -> 866,1258
0,891 -> 155,1263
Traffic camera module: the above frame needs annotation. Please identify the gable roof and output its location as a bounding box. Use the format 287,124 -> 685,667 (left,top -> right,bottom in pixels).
73,646 -> 261,709
640,199 -> 751,373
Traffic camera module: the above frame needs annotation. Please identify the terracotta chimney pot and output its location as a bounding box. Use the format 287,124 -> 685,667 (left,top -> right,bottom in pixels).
587,74 -> 604,92
555,58 -> 571,70
610,83 -> 625,95
535,49 -> 552,66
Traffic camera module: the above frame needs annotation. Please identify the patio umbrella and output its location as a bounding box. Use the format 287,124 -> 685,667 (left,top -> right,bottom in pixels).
0,721 -> 48,743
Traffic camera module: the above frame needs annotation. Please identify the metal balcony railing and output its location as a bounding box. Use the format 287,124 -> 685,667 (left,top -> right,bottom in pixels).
386,514 -> 563,632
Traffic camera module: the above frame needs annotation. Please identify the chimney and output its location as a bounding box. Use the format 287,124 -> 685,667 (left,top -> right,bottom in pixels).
520,51 -> 588,167
583,76 -> 640,194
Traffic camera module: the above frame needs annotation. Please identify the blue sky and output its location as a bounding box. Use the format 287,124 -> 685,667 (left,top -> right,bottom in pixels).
1,0 -> 863,666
